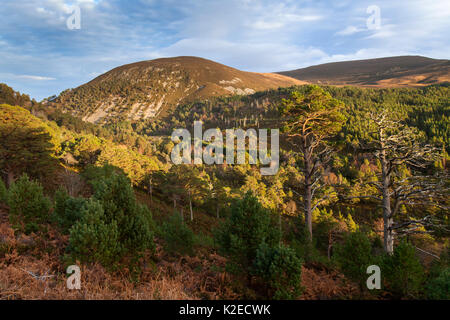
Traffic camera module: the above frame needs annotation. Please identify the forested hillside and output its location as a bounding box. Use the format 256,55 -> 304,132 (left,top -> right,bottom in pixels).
0,82 -> 448,300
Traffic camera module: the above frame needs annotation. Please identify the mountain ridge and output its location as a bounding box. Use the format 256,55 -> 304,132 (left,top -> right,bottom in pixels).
50,55 -> 449,124
277,55 -> 450,87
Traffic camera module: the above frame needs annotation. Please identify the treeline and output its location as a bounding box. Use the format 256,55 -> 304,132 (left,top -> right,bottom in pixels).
139,84 -> 449,153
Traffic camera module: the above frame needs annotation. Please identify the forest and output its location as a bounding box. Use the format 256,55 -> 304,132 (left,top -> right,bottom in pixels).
0,82 -> 448,300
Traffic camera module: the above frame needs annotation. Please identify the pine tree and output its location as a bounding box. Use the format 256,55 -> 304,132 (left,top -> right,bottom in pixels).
279,86 -> 346,241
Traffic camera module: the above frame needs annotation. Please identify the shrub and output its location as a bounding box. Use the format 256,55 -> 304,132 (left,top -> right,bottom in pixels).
7,174 -> 51,233
253,243 -> 303,299
334,231 -> 375,288
161,212 -> 195,255
382,240 -> 425,298
0,179 -> 7,204
53,187 -> 69,218
53,188 -> 88,233
426,267 -> 450,300
215,192 -> 280,278
67,200 -> 122,267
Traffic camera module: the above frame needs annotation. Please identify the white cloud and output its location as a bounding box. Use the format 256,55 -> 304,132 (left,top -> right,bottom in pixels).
336,26 -> 364,36
16,75 -> 56,81
364,24 -> 396,39
17,74 -> 56,81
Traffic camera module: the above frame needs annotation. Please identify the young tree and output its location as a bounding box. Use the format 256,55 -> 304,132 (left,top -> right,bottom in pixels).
215,192 -> 281,283
382,240 -> 425,298
279,86 -> 346,241
208,172 -> 231,219
7,174 -> 52,233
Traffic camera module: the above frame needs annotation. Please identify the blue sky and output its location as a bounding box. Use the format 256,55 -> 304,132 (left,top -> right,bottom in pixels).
1,0 -> 449,101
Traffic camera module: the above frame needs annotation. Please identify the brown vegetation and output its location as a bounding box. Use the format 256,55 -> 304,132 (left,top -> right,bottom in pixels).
278,56 -> 450,87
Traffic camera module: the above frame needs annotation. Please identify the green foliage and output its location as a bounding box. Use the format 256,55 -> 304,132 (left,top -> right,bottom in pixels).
67,169 -> 155,268
53,188 -> 88,233
53,187 -> 69,219
160,212 -> 195,255
382,240 -> 425,298
194,232 -> 215,249
253,243 -> 303,299
7,174 -> 51,234
334,231 -> 375,287
280,85 -> 347,137
68,134 -> 161,186
67,199 -> 122,267
82,164 -> 124,186
313,208 -> 340,252
426,267 -> 450,300
94,172 -> 156,252
285,220 -> 331,267
215,192 -> 281,277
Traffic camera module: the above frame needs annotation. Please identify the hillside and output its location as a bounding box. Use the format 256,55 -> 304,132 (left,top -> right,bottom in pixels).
278,56 -> 450,87
51,56 -> 304,123
1,83 -> 449,300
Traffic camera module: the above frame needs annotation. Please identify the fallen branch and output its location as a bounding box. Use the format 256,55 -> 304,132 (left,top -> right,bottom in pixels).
20,268 -> 54,281
415,247 -> 440,260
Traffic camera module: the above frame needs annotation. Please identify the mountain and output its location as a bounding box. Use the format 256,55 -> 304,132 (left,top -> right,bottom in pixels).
52,56 -> 304,123
278,56 -> 450,87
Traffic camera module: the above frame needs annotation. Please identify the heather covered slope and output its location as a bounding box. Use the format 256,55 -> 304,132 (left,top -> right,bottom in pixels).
278,56 -> 450,87
52,56 -> 304,123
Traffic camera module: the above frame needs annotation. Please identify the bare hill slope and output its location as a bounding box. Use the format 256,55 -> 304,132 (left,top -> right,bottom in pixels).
278,56 -> 450,87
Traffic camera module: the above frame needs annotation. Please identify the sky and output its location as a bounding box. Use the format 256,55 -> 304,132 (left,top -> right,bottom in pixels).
0,0 -> 449,101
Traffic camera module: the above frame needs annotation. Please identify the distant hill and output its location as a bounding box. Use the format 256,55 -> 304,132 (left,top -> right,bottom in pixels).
52,56 -> 304,123
278,56 -> 450,87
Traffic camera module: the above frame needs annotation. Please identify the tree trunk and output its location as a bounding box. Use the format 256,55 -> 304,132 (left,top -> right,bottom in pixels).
278,212 -> 282,245
304,186 -> 312,242
189,190 -> 193,221
6,169 -> 15,188
173,196 -> 177,210
384,215 -> 394,254
327,232 -> 333,260
216,204 -> 219,219
149,177 -> 153,204
381,147 -> 394,255
180,207 -> 184,223
304,154 -> 313,242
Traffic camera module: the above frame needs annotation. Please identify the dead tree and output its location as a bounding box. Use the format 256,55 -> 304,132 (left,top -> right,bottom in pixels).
358,111 -> 447,254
